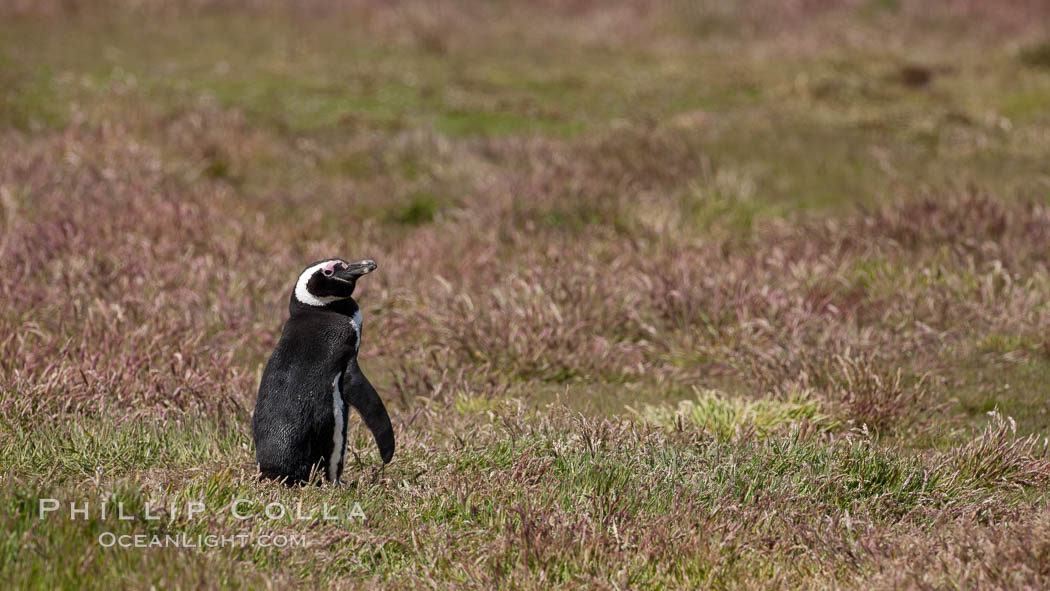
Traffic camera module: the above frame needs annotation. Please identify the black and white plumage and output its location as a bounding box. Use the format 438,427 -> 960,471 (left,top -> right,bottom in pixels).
252,258 -> 395,485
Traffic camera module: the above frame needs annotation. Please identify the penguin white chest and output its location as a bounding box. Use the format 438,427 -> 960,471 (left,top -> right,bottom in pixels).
329,309 -> 363,484
329,374 -> 344,483
351,309 -> 363,354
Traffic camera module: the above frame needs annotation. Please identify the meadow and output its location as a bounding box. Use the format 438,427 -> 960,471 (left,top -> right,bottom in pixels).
3,0 -> 1050,588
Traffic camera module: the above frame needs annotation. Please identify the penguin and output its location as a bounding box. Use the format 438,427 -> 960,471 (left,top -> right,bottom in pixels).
252,258 -> 395,485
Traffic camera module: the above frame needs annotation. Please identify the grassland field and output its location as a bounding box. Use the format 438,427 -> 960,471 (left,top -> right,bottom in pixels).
3,1 -> 1050,588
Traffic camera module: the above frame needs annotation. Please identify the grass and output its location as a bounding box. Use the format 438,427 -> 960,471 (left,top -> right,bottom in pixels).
632,387 -> 835,440
3,0 -> 1050,588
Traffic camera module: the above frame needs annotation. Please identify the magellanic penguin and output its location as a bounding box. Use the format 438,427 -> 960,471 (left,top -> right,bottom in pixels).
252,258 -> 395,485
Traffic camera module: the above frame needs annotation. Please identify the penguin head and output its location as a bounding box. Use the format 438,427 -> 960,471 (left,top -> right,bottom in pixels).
292,258 -> 377,307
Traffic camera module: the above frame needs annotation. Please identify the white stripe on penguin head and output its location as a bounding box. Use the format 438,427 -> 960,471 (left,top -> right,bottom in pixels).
294,260 -> 347,307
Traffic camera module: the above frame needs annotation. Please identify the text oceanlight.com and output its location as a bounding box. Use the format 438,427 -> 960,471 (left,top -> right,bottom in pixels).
97,532 -> 307,548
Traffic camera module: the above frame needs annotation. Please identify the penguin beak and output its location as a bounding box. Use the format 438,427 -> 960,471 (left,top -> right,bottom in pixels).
337,259 -> 377,280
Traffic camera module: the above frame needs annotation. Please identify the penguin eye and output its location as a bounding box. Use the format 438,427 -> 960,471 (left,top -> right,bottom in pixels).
322,268 -> 334,277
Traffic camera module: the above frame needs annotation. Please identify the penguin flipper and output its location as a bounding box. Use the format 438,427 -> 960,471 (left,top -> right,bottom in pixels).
343,369 -> 395,464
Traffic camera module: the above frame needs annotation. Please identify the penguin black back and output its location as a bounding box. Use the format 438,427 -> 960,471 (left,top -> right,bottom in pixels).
252,258 -> 395,485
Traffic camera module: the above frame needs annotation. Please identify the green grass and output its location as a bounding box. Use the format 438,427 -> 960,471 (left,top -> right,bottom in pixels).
2,407 -> 1045,588
633,388 -> 836,440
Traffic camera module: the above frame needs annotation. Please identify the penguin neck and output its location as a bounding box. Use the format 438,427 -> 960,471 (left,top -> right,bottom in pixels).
289,294 -> 360,318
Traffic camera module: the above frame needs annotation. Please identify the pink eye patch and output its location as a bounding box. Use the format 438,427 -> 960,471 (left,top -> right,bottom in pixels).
321,260 -> 340,277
